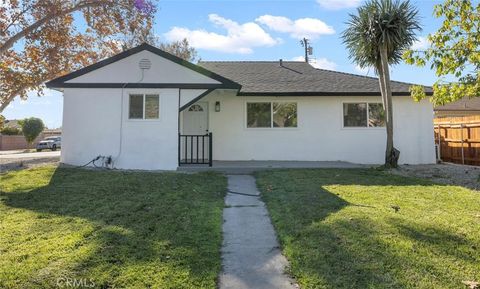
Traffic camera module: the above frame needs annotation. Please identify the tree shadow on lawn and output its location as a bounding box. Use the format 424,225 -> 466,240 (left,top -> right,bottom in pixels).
256,168 -> 480,289
1,168 -> 226,289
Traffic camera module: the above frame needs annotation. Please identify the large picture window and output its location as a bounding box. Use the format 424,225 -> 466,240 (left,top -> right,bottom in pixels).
247,102 -> 297,128
129,94 -> 160,120
343,102 -> 385,127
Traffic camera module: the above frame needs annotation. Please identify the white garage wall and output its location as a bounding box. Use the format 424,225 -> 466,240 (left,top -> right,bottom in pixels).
204,92 -> 435,164
62,88 -> 180,170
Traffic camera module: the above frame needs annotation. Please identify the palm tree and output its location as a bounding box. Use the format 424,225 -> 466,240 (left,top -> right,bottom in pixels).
342,0 -> 421,168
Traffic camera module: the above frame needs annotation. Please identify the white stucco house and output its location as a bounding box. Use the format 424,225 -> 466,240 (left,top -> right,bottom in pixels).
46,43 -> 435,170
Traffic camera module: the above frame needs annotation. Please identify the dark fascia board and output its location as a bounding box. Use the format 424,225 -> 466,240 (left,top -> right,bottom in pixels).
45,43 -> 241,89
237,91 -> 434,97
46,82 -> 238,89
179,88 -> 215,111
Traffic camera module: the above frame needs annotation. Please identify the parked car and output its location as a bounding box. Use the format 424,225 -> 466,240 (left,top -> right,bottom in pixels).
36,136 -> 61,151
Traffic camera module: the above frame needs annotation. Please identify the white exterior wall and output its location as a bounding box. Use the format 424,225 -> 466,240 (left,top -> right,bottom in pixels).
203,92 -> 435,165
60,48 -> 222,170
62,88 -> 180,170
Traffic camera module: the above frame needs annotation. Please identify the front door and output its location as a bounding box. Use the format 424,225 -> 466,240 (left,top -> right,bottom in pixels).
183,102 -> 208,134
181,102 -> 210,163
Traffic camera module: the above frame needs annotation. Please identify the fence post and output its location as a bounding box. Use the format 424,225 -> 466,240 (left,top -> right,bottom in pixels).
209,132 -> 213,167
461,124 -> 465,164
437,125 -> 442,162
178,133 -> 181,166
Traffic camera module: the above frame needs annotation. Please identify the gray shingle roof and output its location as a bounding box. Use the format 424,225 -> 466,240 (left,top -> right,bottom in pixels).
434,97 -> 480,111
198,61 -> 432,96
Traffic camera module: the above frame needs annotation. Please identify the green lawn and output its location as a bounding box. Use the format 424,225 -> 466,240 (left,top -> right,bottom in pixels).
256,169 -> 480,289
0,166 -> 226,289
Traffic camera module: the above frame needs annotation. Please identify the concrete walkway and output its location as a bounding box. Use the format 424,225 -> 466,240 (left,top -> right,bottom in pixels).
219,175 -> 297,289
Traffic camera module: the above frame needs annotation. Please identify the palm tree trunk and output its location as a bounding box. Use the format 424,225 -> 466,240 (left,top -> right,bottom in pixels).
377,61 -> 387,109
379,46 -> 399,168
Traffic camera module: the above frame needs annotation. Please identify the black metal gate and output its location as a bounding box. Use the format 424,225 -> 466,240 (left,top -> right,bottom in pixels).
178,133 -> 212,166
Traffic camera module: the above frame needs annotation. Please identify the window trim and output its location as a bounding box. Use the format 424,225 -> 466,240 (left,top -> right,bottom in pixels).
341,101 -> 385,130
245,100 -> 299,130
127,93 -> 161,121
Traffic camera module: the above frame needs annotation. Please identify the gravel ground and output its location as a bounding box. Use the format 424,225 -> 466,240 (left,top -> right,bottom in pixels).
390,163 -> 480,191
0,157 -> 59,173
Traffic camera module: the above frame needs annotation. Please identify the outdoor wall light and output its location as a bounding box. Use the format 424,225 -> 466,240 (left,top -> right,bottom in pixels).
215,101 -> 221,112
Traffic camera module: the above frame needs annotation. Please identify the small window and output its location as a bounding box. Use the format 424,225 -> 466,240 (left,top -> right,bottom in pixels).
188,104 -> 204,112
129,94 -> 144,119
273,103 -> 297,127
368,103 -> 385,127
129,94 -> 160,120
247,103 -> 271,128
247,102 -> 297,128
343,102 -> 385,127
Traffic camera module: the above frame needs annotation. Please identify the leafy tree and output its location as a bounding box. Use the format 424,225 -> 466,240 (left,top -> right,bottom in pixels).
19,117 -> 45,144
0,0 -> 156,112
1,126 -> 22,135
404,0 -> 480,105
0,114 -> 4,130
127,30 -> 199,62
343,0 -> 421,168
160,39 -> 199,62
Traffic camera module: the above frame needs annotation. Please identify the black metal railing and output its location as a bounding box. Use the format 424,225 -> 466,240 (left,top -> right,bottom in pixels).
178,132 -> 212,166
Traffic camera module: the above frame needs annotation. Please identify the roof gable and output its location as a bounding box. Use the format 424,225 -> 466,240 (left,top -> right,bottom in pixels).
46,44 -> 240,89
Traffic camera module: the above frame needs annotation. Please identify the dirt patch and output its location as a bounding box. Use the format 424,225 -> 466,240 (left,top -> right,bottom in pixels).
0,157 -> 59,173
390,163 -> 480,191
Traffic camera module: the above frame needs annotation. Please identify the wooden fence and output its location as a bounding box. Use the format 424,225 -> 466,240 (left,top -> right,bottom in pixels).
434,115 -> 480,165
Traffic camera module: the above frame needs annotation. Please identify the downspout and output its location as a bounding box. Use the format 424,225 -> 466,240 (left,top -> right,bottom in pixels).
178,88 -> 181,167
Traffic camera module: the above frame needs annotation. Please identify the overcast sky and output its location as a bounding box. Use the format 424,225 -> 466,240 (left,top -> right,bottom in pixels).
3,0 -> 443,128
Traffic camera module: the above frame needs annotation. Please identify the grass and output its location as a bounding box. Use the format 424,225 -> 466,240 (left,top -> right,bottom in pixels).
256,169 -> 480,289
0,166 -> 226,289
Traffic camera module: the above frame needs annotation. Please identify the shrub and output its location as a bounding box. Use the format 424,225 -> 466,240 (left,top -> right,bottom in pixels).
19,118 -> 45,144
1,127 -> 22,135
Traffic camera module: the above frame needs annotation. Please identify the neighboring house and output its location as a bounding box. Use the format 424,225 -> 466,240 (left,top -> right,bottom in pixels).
3,119 -> 22,130
46,43 -> 435,170
434,97 -> 480,118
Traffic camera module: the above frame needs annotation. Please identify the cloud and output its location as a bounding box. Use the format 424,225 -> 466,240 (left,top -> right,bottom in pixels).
256,15 -> 335,40
317,0 -> 361,10
163,14 -> 280,54
411,36 -> 430,50
292,56 -> 338,70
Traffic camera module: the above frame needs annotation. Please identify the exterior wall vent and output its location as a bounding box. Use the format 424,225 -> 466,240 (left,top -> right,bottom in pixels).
139,59 -> 152,70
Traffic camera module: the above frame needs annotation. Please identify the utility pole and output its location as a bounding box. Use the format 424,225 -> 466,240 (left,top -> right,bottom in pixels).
300,38 -> 313,63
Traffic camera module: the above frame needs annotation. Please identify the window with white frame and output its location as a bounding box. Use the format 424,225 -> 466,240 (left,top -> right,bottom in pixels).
247,102 -> 297,128
129,94 -> 160,119
343,102 -> 385,127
